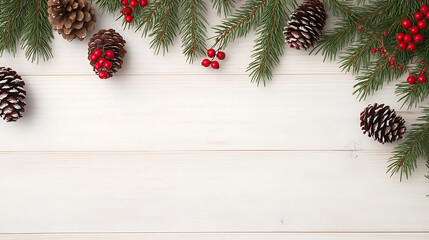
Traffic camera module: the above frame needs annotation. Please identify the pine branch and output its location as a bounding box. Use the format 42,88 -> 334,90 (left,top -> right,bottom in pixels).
211,0 -> 236,16
0,0 -> 26,56
181,0 -> 208,63
322,0 -> 356,18
388,107 -> 429,180
247,0 -> 287,86
92,0 -> 122,13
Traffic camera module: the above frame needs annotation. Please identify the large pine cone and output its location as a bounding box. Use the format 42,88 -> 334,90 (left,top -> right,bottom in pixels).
0,67 -> 26,122
283,0 -> 327,50
88,29 -> 127,79
48,0 -> 96,41
360,103 -> 406,144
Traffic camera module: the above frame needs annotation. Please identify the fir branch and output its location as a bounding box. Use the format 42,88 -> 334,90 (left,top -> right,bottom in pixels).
211,0 -> 236,16
247,0 -> 287,86
0,0 -> 26,56
92,0 -> 122,13
149,0 -> 179,55
388,107 -> 429,180
181,0 -> 208,63
322,0 -> 356,17
396,77 -> 429,110
213,0 -> 268,49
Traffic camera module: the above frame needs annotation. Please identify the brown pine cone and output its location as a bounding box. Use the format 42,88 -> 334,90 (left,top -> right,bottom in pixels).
88,29 -> 127,79
0,67 -> 26,122
48,0 -> 96,41
360,103 -> 406,144
283,0 -> 327,50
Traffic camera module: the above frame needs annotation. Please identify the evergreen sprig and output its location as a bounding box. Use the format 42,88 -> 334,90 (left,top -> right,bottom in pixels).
211,0 -> 236,16
0,0 -> 53,62
387,107 -> 429,180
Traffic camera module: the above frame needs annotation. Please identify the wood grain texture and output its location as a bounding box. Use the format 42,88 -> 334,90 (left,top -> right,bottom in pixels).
0,152 -> 428,233
1,233 -> 429,240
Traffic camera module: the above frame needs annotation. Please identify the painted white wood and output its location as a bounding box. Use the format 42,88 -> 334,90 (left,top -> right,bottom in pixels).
0,151 -> 428,233
0,74 -> 420,151
1,233 -> 429,240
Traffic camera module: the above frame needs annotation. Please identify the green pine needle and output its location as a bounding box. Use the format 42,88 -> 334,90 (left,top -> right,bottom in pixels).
211,0 -> 236,16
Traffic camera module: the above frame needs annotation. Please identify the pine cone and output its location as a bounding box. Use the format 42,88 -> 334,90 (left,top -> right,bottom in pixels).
48,0 -> 96,41
0,67 -> 26,122
283,0 -> 327,50
360,103 -> 406,144
88,29 -> 127,79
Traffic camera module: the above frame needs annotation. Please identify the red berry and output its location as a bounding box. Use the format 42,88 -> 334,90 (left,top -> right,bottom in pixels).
407,76 -> 416,84
125,15 -> 133,23
414,34 -> 424,44
391,64 -> 395,68
201,59 -> 211,67
403,34 -> 412,43
410,26 -> 419,35
423,61 -> 426,65
398,42 -> 407,50
105,50 -> 114,59
383,31 -> 387,36
381,53 -> 386,57
424,67 -> 428,72
422,5 -> 429,14
124,7 -> 132,15
216,51 -> 226,60
90,53 -> 98,62
98,57 -> 106,64
130,0 -> 138,7
398,66 -> 403,70
121,0 -> 128,6
207,49 -> 216,58
104,61 -> 112,70
121,9 -> 127,15
407,42 -> 417,52
396,33 -> 404,41
358,26 -> 363,30
402,19 -> 413,28
415,12 -> 424,21
371,49 -> 376,53
426,11 -> 429,19
418,74 -> 427,83
99,71 -> 108,79
140,0 -> 147,7
94,62 -> 102,70
418,20 -> 427,29
93,49 -> 102,58
211,61 -> 219,69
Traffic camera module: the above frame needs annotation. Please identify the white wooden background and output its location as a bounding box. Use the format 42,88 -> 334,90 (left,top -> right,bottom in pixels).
0,3 -> 428,240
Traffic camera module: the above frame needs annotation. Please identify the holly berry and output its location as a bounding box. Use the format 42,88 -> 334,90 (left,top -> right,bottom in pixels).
94,62 -> 102,70
410,26 -> 419,35
407,42 -> 417,52
414,34 -> 424,44
424,67 -> 428,72
382,53 -> 386,57
398,42 -> 407,50
104,61 -> 112,70
98,57 -> 106,65
121,9 -> 127,15
418,20 -> 427,29
105,50 -> 114,59
90,53 -> 99,62
422,5 -> 429,14
415,12 -> 424,21
396,32 -> 404,41
99,71 -> 108,79
125,15 -> 133,23
93,49 -> 102,58
418,74 -> 427,83
202,59 -> 211,67
398,66 -> 403,70
207,49 -> 216,58
130,0 -> 138,7
123,6 -> 132,15
403,34 -> 412,43
217,51 -> 226,60
121,0 -> 128,6
211,61 -> 219,69
426,11 -> 429,20
402,19 -> 413,28
391,64 -> 395,68
140,0 -> 147,7
407,76 -> 416,84
422,61 -> 426,65
358,26 -> 363,30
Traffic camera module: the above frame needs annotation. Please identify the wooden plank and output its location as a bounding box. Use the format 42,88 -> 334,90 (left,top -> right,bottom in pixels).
0,74 -> 418,151
0,7 -> 357,76
0,151 -> 427,233
1,233 -> 429,240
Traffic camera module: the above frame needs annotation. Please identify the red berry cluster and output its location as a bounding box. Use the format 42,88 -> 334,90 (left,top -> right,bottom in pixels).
202,49 -> 226,69
407,61 -> 428,85
90,49 -> 115,79
397,4 -> 429,52
121,0 -> 147,23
